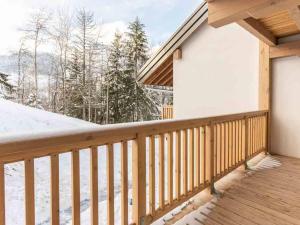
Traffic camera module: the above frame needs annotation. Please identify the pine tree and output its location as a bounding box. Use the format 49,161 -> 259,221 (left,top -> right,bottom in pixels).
104,32 -> 126,123
124,17 -> 158,122
65,49 -> 83,118
0,72 -> 15,100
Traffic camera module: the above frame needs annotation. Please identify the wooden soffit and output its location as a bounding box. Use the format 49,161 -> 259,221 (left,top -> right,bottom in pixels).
207,0 -> 300,46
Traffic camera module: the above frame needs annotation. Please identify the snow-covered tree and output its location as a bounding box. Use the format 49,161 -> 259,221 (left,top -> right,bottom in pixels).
22,9 -> 51,100
124,17 -> 159,122
0,72 -> 15,100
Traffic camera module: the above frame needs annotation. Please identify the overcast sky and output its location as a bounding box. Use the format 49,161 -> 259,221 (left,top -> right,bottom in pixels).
0,0 -> 202,54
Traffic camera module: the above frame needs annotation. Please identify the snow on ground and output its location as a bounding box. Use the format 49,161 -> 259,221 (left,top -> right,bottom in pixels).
0,99 -> 184,225
0,99 -> 98,135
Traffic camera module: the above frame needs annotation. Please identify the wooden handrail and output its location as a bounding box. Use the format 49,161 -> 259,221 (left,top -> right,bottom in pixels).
0,110 -> 267,163
0,110 -> 269,225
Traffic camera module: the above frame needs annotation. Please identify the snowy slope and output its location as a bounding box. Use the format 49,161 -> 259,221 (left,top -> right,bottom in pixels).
0,99 -> 98,135
0,100 -> 174,225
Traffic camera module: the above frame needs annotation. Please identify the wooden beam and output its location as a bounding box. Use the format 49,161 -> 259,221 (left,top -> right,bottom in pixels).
289,6 -> 300,30
270,39 -> 300,58
259,41 -> 271,111
173,49 -> 182,60
238,17 -> 277,46
208,0 -> 300,28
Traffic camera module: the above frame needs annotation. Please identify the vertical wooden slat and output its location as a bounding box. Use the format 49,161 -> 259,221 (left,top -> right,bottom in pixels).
215,125 -> 219,176
0,163 -> 5,225
232,121 -> 236,166
121,142 -> 128,225
228,122 -> 232,168
188,128 -> 194,191
175,131 -> 181,199
90,147 -> 98,225
200,127 -> 205,184
107,144 -> 114,225
215,125 -> 218,175
195,128 -> 200,187
210,123 -> 215,193
51,155 -> 59,225
204,126 -> 208,183
149,136 -> 155,214
221,123 -> 225,174
72,150 -> 80,225
25,159 -> 35,225
236,121 -> 239,163
224,123 -> 229,171
240,120 -> 243,161
159,134 -> 165,209
132,135 -> 146,225
167,132 -> 173,204
182,130 -> 188,195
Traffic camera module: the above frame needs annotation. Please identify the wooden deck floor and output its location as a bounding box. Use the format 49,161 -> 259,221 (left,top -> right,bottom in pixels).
200,155 -> 300,225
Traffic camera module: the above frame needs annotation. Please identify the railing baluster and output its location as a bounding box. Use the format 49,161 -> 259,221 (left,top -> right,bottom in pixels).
51,154 -> 59,225
132,134 -> 146,225
204,126 -> 208,184
201,127 -> 205,184
25,158 -> 35,225
221,123 -> 225,173
121,142 -> 128,225
0,163 -> 5,225
182,130 -> 188,195
167,132 -> 173,204
229,122 -> 232,168
195,128 -> 200,188
159,134 -> 165,209
90,147 -> 98,225
149,136 -> 155,215
214,125 -> 217,177
189,128 -> 194,191
71,149 -> 80,225
215,125 -> 219,176
107,144 -> 114,225
210,123 -> 215,194
175,131 -> 181,199
245,117 -> 249,164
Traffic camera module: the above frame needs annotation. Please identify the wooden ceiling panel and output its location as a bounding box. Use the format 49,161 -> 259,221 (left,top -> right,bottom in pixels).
144,55 -> 173,87
259,10 -> 300,38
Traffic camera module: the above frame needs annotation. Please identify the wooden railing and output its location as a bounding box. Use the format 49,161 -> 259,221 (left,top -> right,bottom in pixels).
0,110 -> 268,225
161,105 -> 173,119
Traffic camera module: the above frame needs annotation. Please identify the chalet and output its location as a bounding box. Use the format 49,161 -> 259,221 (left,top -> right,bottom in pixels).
1,1 -> 300,225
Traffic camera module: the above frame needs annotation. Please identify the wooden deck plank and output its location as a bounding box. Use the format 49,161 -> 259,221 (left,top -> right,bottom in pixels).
201,156 -> 300,225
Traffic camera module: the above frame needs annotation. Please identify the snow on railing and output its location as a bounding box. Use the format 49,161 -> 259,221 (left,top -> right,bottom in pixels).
0,110 -> 269,225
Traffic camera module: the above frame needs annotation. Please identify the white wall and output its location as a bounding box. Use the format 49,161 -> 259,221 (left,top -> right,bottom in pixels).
272,56 -> 300,158
173,22 -> 259,119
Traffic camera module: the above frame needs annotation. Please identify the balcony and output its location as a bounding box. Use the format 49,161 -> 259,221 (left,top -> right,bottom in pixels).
161,105 -> 173,120
0,110 -> 269,225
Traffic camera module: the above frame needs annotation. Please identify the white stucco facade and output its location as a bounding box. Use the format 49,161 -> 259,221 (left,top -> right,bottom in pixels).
173,22 -> 259,119
271,56 -> 300,158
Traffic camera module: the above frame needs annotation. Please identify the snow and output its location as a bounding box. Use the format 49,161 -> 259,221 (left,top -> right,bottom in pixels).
0,99 -> 98,135
0,99 -> 191,225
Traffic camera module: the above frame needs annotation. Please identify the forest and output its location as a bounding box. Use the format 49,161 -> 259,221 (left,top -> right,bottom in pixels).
1,8 -> 173,124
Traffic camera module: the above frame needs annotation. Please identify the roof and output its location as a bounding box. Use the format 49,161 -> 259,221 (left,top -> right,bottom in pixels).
138,2 -> 208,86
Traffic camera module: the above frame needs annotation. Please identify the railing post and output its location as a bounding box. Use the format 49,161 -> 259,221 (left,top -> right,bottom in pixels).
244,116 -> 249,169
132,134 -> 147,225
210,122 -> 216,194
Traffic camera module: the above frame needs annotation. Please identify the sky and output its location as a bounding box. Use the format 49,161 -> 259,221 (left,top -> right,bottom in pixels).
0,0 -> 202,54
